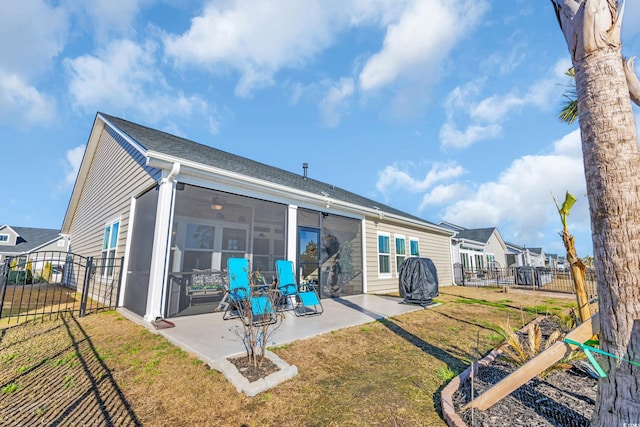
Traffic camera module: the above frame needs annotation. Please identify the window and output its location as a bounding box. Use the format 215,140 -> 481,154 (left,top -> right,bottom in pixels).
101,220 -> 119,278
183,223 -> 215,270
410,238 -> 420,256
395,236 -> 406,272
462,253 -> 470,269
0,234 -> 8,242
378,233 -> 390,274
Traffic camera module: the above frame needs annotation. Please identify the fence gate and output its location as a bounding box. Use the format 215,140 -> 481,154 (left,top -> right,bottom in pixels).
0,251 -> 123,324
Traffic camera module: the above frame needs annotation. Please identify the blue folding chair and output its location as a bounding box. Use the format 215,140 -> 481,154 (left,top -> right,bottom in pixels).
276,260 -> 323,317
225,258 -> 276,326
223,258 -> 251,320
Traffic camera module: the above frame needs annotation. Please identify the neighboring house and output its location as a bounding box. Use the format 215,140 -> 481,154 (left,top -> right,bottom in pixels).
0,225 -> 70,280
505,242 -> 526,267
439,223 -> 508,271
61,113 -> 454,322
524,247 -> 547,267
0,225 -> 70,262
546,253 -> 567,270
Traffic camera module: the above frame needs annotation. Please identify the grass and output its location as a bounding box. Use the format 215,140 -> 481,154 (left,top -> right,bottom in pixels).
0,287 -> 578,426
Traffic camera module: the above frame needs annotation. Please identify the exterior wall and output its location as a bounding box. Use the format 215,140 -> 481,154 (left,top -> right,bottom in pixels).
364,218 -> 453,294
35,238 -> 70,254
485,233 -> 508,267
0,227 -> 18,247
66,127 -> 159,261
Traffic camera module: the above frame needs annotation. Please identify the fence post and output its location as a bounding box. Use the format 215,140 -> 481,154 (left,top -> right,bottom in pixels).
0,258 -> 10,318
80,257 -> 93,317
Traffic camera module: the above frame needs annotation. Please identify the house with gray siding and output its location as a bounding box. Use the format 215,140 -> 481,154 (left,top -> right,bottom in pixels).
439,223 -> 508,271
61,113 -> 454,322
0,225 -> 70,262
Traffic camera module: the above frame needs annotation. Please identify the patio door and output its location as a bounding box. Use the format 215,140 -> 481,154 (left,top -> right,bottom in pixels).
298,227 -> 321,297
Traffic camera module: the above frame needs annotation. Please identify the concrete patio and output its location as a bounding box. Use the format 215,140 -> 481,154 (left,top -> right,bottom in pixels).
120,294 -> 428,364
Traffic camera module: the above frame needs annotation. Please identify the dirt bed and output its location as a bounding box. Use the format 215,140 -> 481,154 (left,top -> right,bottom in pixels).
452,316 -> 598,427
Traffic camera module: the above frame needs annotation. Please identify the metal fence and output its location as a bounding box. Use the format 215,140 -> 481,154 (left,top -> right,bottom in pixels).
0,251 -> 124,324
453,263 -> 598,299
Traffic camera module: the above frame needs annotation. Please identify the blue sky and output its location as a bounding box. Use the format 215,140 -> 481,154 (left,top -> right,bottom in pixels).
3,0 -> 640,258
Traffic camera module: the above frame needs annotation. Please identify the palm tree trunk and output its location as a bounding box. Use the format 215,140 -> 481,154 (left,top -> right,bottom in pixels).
552,1 -> 640,424
575,46 -> 640,426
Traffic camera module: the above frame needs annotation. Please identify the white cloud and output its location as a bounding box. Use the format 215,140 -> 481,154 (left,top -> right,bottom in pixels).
0,1 -> 66,125
319,78 -> 355,127
439,122 -> 502,149
0,1 -> 68,76
163,0 -> 341,97
418,183 -> 468,209
376,161 -> 466,195
65,39 -> 210,124
65,0 -> 147,40
64,145 -> 86,187
359,0 -> 488,92
440,58 -> 570,149
442,129 -> 588,243
0,72 -> 56,126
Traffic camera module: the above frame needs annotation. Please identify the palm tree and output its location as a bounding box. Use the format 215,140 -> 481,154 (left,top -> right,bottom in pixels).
552,1 -> 640,425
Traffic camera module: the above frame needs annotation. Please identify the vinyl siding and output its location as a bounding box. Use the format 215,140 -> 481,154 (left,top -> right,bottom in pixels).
364,218 -> 453,294
67,128 -> 158,260
485,233 -> 508,267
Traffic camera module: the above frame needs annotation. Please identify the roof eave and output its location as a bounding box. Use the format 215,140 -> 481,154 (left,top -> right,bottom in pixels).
147,152 -> 454,236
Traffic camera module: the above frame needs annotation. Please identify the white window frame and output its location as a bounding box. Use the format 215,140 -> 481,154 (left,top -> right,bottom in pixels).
377,232 -> 391,277
409,237 -> 420,257
0,234 -> 9,243
101,219 -> 120,279
395,235 -> 406,274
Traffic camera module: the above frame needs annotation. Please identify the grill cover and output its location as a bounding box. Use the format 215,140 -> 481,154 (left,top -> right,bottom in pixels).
398,257 -> 439,306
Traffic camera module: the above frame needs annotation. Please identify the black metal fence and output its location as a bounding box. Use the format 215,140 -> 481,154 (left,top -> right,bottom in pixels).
0,251 -> 123,324
453,263 -> 598,299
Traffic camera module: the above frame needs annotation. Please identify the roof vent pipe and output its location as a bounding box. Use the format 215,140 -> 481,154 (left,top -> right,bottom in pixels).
303,162 -> 308,179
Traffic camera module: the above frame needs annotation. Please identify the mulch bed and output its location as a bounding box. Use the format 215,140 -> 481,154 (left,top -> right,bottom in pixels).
228,355 -> 280,382
452,317 -> 598,427
453,358 -> 597,426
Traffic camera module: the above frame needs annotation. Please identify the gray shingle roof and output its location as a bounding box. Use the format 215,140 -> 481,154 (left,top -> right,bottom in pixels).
1,226 -> 61,254
101,113 -> 439,227
456,228 -> 496,244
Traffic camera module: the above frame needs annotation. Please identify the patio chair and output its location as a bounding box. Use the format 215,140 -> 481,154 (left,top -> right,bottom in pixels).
275,259 -> 298,312
224,258 -> 277,326
276,260 -> 323,317
223,258 -> 251,320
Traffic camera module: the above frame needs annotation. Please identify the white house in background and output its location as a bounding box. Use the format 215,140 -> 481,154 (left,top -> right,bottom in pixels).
61,113 -> 455,322
523,247 -> 547,267
546,253 -> 567,270
438,222 -> 508,271
505,242 -> 526,267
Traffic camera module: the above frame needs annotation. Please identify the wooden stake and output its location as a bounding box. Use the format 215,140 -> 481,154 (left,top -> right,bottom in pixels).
463,312 -> 600,411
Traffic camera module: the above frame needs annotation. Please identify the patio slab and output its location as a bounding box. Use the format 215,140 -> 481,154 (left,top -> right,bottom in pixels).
120,294 -> 429,364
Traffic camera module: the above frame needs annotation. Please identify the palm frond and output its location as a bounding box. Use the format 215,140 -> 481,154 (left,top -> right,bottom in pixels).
527,323 -> 542,356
